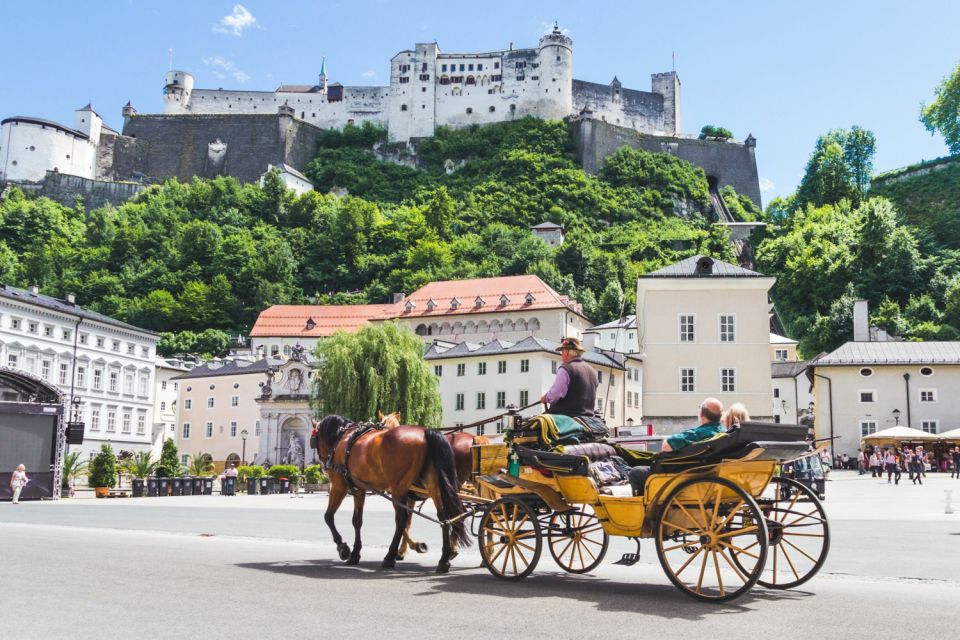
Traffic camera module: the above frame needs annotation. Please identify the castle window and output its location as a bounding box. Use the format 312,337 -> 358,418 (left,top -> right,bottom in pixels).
532,76 -> 539,81
422,62 -> 428,72
532,63 -> 539,69
489,106 -> 495,112
29,146 -> 35,151
399,77 -> 409,84
400,104 -> 408,111
466,76 -> 476,85
459,64 -> 465,71
301,112 -> 305,118
466,108 -> 473,114
478,63 -> 483,71
517,75 -> 525,81
468,64 -> 474,71
422,87 -> 427,92
516,62 -> 526,69
494,62 -> 500,69
420,74 -> 430,81
440,75 -> 450,85
312,113 -> 315,117
66,154 -> 70,159
557,55 -> 561,62
442,64 -> 447,72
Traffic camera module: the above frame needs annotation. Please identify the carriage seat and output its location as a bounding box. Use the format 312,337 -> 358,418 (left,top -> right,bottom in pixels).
561,442 -> 618,462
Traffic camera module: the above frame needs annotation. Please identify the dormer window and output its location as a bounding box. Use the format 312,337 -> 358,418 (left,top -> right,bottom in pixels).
305,318 -> 316,330
475,296 -> 485,308
499,294 -> 510,306
404,300 -> 416,312
426,299 -> 437,312
524,293 -> 535,304
451,298 -> 461,310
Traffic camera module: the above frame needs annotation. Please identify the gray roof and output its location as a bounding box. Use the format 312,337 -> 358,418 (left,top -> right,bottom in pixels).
172,357 -> 285,380
531,221 -> 563,230
424,336 -> 625,369
772,361 -> 809,379
586,315 -> 636,331
815,342 -> 960,366
1,116 -> 89,140
642,255 -> 766,278
275,163 -> 310,182
0,283 -> 158,336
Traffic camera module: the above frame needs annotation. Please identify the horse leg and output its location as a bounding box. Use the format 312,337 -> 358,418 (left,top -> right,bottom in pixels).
437,523 -> 452,574
381,499 -> 408,570
398,498 -> 429,561
346,491 -> 365,565
324,480 -> 352,562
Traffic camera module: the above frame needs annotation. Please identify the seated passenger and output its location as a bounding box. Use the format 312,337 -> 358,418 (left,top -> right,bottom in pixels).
627,397 -> 725,496
721,403 -> 750,430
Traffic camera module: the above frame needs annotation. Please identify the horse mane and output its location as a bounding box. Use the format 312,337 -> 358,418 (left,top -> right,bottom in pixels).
317,414 -> 352,451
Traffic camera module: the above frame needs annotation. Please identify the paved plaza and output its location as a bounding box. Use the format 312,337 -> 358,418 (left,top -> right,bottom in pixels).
3,471 -> 959,639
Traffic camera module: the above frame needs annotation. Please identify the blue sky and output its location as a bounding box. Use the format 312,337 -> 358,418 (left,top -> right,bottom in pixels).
1,1 -> 957,203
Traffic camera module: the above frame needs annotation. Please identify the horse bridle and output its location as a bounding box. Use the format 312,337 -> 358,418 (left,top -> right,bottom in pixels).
319,420 -> 384,494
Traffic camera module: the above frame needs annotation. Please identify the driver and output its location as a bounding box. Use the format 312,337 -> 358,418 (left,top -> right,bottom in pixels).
628,397 -> 726,496
539,337 -> 599,417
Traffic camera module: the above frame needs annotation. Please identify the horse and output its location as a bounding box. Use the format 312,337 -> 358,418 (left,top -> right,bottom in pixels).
313,414 -> 471,573
376,411 -> 489,561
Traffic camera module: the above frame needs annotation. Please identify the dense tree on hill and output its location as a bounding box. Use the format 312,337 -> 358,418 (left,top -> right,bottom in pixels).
793,127 -> 876,210
920,61 -> 960,154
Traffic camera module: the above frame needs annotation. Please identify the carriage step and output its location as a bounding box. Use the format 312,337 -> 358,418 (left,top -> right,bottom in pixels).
613,537 -> 642,565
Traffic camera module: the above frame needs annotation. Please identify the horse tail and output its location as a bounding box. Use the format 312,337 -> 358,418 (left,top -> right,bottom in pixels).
424,429 -> 472,548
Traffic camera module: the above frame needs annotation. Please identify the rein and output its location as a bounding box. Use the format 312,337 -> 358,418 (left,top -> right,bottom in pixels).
320,421 -> 384,494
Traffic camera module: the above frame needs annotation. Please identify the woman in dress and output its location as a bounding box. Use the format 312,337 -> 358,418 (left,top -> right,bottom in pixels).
9,464 -> 28,504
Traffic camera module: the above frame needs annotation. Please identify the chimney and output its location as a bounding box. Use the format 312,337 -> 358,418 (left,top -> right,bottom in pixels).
853,299 -> 870,342
66,293 -> 76,304
391,293 -> 406,304
30,284 -> 39,295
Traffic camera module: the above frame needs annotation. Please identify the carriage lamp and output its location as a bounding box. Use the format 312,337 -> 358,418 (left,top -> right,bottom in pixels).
892,408 -> 901,426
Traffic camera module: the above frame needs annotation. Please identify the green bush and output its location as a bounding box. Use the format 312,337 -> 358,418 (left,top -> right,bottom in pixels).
267,464 -> 301,480
89,444 -> 117,489
156,438 -> 181,477
698,125 -> 734,140
236,465 -> 265,480
304,464 -> 328,484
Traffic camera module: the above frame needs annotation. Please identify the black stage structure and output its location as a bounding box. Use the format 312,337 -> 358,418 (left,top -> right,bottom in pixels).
0,366 -> 65,500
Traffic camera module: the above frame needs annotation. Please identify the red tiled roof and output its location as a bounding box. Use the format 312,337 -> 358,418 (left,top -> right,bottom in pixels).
250,275 -> 586,338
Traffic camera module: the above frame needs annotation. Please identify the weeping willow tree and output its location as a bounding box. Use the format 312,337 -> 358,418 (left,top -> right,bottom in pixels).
311,322 -> 441,426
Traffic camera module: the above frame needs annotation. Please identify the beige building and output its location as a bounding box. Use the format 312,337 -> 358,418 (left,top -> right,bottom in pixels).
811,342 -> 960,458
770,333 -> 799,362
173,358 -> 283,470
636,255 -> 775,433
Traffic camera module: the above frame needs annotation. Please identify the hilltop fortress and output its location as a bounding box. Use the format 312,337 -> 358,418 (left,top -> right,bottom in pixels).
1,27 -> 761,208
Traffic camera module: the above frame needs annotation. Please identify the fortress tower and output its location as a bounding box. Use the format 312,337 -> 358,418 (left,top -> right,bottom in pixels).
536,23 -> 573,120
651,71 -> 680,134
163,70 -> 194,114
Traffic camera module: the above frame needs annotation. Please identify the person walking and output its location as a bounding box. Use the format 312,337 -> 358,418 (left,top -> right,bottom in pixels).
910,448 -> 924,485
869,450 -> 881,478
951,447 -> 960,479
9,464 -> 29,504
883,449 -> 897,484
857,449 -> 867,475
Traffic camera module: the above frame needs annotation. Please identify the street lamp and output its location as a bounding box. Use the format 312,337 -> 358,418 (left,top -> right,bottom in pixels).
240,429 -> 249,465
892,408 -> 901,426
781,399 -> 788,414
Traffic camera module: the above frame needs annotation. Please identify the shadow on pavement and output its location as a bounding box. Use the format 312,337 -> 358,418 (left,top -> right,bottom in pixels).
236,557 -> 811,619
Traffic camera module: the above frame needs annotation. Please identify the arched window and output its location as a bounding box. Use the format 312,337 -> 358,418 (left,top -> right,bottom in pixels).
415,324 -> 428,336
528,318 -> 541,331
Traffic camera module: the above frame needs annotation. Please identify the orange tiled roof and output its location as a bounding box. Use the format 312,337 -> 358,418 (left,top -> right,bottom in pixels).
249,304 -> 393,337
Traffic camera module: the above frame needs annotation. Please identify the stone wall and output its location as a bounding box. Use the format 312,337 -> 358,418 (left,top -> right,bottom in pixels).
572,117 -> 762,206
3,171 -> 144,209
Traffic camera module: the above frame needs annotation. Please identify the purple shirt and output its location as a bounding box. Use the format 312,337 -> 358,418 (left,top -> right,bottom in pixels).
544,367 -> 571,404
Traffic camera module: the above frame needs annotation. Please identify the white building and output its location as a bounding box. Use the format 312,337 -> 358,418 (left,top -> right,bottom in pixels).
0,284 -> 159,460
161,26 -> 680,142
153,358 -> 193,456
263,163 -> 313,195
582,315 -> 639,353
771,360 -> 814,425
770,333 -> 799,362
0,105 -> 107,182
530,221 -> 564,247
636,255 -> 776,433
424,336 -> 642,433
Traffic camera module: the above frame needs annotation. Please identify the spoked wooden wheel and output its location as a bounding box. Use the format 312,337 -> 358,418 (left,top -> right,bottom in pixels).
479,497 -> 543,581
656,476 -> 768,602
744,476 -> 830,589
547,505 -> 609,574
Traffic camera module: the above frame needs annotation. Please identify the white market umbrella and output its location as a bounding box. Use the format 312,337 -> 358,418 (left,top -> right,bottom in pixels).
937,428 -> 960,441
862,425 -> 940,445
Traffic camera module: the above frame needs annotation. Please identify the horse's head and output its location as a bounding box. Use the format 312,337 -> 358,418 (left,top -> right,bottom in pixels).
378,411 -> 402,428
313,415 -> 351,456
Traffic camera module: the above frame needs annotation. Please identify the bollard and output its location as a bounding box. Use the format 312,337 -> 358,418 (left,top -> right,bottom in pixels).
946,489 -> 955,515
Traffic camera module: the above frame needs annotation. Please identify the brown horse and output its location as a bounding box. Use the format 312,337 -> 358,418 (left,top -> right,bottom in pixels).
376,412 -> 489,560
314,414 -> 471,573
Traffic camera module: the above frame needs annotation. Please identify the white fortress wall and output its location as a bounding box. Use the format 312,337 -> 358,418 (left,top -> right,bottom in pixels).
0,119 -> 98,182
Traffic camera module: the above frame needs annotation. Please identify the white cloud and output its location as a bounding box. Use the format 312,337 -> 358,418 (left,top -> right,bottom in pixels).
203,55 -> 250,83
361,70 -> 376,79
759,177 -> 775,192
213,5 -> 257,37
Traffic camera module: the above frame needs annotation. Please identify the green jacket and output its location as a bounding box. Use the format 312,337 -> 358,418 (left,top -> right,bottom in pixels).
666,421 -> 724,451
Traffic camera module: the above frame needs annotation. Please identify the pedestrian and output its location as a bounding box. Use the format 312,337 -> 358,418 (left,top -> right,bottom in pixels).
869,450 -> 881,478
9,464 -> 29,504
857,449 -> 867,475
952,447 -> 960,479
910,448 -> 924,485
883,449 -> 898,484
222,463 -> 238,496
917,446 -> 928,479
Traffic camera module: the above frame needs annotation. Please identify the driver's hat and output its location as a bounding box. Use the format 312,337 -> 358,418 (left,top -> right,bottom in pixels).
557,337 -> 585,353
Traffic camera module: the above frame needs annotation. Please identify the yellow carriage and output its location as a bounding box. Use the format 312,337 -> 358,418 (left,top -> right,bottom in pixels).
470,421 -> 829,602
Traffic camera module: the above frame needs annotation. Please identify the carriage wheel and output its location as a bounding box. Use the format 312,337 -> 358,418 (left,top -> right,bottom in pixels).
479,497 -> 543,581
655,476 -> 768,603
547,505 -> 609,574
744,476 -> 830,589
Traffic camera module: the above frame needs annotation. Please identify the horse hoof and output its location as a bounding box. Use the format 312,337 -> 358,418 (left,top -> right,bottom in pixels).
380,560 -> 396,570
346,556 -> 361,566
396,551 -> 406,561
414,542 -> 429,554
436,562 -> 451,574
337,544 -> 351,561
449,550 -> 459,561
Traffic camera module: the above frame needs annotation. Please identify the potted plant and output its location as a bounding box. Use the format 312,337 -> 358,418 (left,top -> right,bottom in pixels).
237,465 -> 265,494
89,444 -> 117,498
156,438 -> 182,495
61,451 -> 88,498
303,464 -> 330,493
123,451 -> 158,497
267,464 -> 300,493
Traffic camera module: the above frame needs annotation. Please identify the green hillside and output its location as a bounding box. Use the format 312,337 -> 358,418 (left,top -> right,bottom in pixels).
870,157 -> 960,251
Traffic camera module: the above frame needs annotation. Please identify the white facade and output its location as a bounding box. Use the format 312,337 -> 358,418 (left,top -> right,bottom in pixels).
772,362 -> 813,425
0,108 -> 101,182
425,337 -> 642,433
161,28 -> 679,143
0,285 -> 158,461
153,358 -> 192,457
582,315 -> 639,353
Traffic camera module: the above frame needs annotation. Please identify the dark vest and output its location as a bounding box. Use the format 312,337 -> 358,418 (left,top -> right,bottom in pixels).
550,358 -> 599,417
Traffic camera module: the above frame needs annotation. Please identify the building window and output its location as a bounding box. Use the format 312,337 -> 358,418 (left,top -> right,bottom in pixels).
62,329 -> 72,341
419,74 -> 430,81
6,354 -> 16,368
598,371 -> 603,384
775,349 -> 788,361
627,393 -> 632,407
139,375 -> 148,396
634,391 -> 639,407
90,408 -> 100,431
230,421 -> 238,437
255,420 -> 261,436
441,64 -> 447,72
27,322 -> 37,334
400,104 -> 408,111
609,401 -> 615,420
127,344 -> 135,355
184,398 -> 192,410
920,389 -> 936,402
106,411 -> 116,433
457,363 -> 466,377
124,374 -> 134,394
109,372 -> 118,392
455,393 -> 464,411
182,423 -> 191,438
860,420 -> 877,436
497,360 -> 506,374
773,387 -> 780,398
207,397 -> 215,408
58,363 -> 69,385
680,368 -> 695,393
496,391 -> 506,408
41,360 -> 51,380
93,369 -> 103,391
112,340 -> 120,352
466,107 -> 473,114
859,368 -> 873,377
205,422 -> 213,438
858,390 -> 875,403
679,315 -> 695,342
520,359 -> 529,373
161,402 -> 166,412
921,420 -> 938,434
44,326 -> 53,337
77,366 -> 86,388
720,315 -> 736,342
920,367 -> 934,376
122,412 -> 131,434
10,318 -> 21,330
142,347 -> 150,358
434,365 -> 442,377
551,361 -> 558,374
478,362 -> 487,375
137,414 -> 146,435
476,393 -> 486,410
96,336 -> 104,348
519,390 -> 529,406
721,368 -> 736,392
231,396 -> 239,407
161,381 -> 167,390
79,333 -> 87,345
